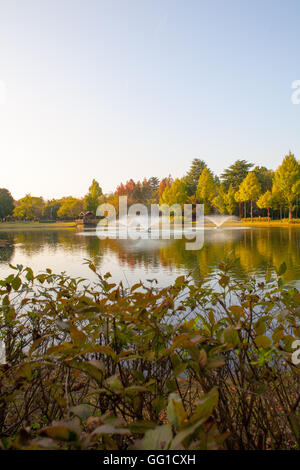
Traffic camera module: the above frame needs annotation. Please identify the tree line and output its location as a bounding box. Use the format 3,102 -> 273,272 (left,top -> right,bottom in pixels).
0,179 -> 104,221
0,151 -> 299,221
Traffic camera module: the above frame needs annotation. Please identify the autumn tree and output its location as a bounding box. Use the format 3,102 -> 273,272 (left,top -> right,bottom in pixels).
196,168 -> 216,213
57,197 -> 83,219
212,184 -> 237,215
134,179 -> 155,203
158,176 -> 173,201
224,184 -> 238,215
131,181 -> 145,203
115,178 -> 159,205
13,195 -> 44,220
160,178 -> 188,206
238,172 -> 261,219
0,188 -> 14,221
212,185 -> 227,214
257,190 -> 273,220
271,180 -> 285,220
273,152 -> 300,221
234,188 -> 244,218
105,192 -> 120,215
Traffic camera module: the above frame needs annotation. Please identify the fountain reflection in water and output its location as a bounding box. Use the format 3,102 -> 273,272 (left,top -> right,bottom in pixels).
97,212 -> 202,239
95,213 -> 241,239
118,213 -> 161,232
96,213 -> 162,240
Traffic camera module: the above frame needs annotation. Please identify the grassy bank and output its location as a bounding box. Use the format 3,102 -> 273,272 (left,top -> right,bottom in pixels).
1,219 -> 300,231
0,221 -> 76,230
241,219 -> 300,228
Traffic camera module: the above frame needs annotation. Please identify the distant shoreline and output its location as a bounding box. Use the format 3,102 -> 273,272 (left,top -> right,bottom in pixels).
241,220 -> 300,228
1,220 -> 300,231
0,221 -> 76,230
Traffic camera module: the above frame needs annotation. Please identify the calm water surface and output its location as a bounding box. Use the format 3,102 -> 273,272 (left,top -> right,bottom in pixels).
0,227 -> 299,288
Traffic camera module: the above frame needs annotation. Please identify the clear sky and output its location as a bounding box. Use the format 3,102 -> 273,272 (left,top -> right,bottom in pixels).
0,0 -> 300,200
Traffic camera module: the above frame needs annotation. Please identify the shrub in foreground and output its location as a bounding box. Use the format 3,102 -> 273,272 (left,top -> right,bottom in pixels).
0,259 -> 299,450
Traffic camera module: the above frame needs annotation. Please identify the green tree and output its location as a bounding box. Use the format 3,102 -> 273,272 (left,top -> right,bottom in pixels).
254,166 -> 274,193
196,168 -> 216,213
147,177 -> 160,203
212,185 -> 227,214
234,188 -> 244,218
271,180 -> 285,220
132,181 -> 145,203
184,159 -> 207,195
148,177 -> 160,193
257,190 -> 273,219
83,179 -> 103,213
135,178 -> 156,204
43,199 -> 62,220
238,172 -> 261,219
221,159 -> 254,190
160,178 -> 188,206
57,197 -> 83,219
0,188 -> 14,221
224,184 -> 238,215
13,195 -> 44,220
273,152 -> 300,221
212,184 -> 237,215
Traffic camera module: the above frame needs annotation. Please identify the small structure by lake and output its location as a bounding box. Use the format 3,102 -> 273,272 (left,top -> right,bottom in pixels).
76,211 -> 99,228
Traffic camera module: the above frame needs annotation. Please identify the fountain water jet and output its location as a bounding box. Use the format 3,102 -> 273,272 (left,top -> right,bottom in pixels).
205,214 -> 240,229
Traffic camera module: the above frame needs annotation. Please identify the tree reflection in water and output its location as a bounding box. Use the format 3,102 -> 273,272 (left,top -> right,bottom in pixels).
0,227 -> 299,287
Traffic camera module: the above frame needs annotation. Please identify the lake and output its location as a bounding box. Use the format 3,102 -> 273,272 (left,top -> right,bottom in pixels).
0,226 -> 299,288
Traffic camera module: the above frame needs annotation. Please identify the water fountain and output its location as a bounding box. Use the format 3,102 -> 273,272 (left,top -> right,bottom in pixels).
205,214 -> 240,229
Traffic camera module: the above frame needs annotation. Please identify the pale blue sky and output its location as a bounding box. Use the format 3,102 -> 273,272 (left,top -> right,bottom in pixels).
0,0 -> 299,199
